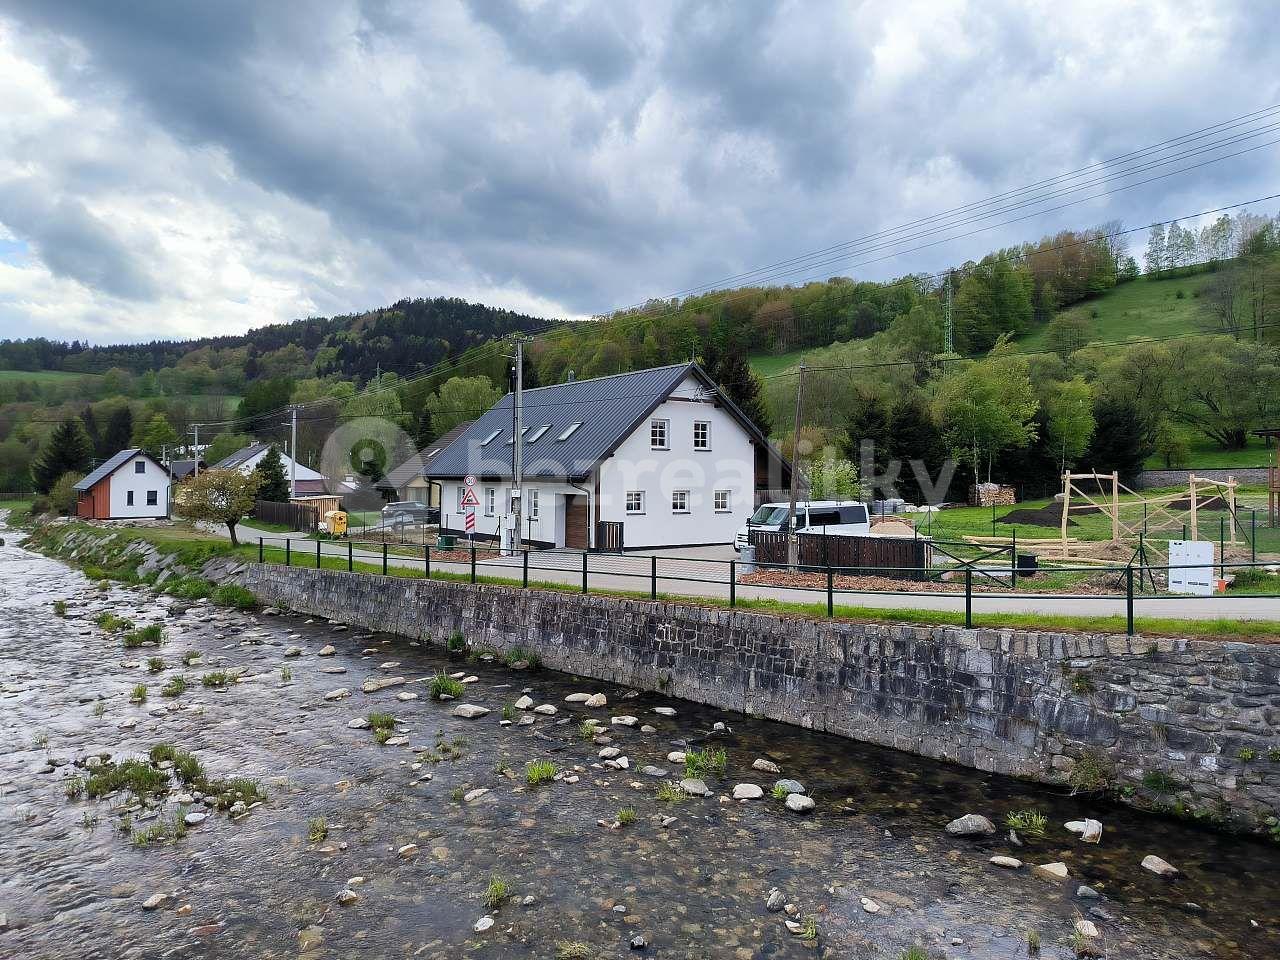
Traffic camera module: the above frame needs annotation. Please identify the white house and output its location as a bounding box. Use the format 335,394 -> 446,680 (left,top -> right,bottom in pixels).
74,448 -> 170,520
209,442 -> 340,496
425,363 -> 790,550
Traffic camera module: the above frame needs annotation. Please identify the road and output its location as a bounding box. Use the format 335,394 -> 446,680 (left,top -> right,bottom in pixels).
230,523 -> 1280,623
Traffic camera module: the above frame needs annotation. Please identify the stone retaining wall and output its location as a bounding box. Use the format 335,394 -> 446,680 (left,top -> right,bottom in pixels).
1136,466 -> 1271,489
240,563 -> 1280,830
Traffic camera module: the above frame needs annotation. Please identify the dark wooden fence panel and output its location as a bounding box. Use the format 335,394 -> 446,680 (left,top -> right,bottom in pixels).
749,531 -> 931,581
252,500 -> 319,532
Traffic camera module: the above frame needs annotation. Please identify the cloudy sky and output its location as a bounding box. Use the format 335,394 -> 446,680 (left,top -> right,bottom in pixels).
1,0 -> 1277,345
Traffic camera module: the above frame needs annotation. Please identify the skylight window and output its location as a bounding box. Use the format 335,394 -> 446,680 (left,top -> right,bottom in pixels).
480,429 -> 502,447
557,422 -> 583,442
505,426 -> 530,445
526,424 -> 551,443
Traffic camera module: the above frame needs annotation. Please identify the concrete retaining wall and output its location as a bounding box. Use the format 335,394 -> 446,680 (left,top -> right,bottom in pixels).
239,563 -> 1280,830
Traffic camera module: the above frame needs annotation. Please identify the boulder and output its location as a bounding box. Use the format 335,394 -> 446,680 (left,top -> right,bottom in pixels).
361,676 -> 405,693
751,758 -> 781,774
317,645 -> 337,656
732,783 -> 764,800
945,814 -> 996,837
785,794 -> 815,813
680,778 -> 709,797
564,693 -> 592,703
1031,862 -> 1069,881
514,695 -> 533,710
585,694 -> 608,708
1141,854 -> 1179,877
451,703 -> 490,719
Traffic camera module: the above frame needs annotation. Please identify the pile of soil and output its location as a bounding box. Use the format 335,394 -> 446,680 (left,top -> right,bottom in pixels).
1167,494 -> 1229,512
1000,500 -> 1099,529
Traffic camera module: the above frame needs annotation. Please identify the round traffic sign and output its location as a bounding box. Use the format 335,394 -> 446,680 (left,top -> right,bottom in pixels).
464,474 -> 476,487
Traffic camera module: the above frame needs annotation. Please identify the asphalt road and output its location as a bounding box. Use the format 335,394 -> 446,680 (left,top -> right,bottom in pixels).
235,524 -> 1280,623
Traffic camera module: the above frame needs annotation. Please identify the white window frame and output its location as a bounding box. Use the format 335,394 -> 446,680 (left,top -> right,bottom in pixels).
480,429 -> 502,447
126,490 -> 135,506
147,490 -> 159,507
693,420 -> 711,451
557,422 -> 582,442
456,486 -> 465,511
527,489 -> 540,521
671,489 -> 689,513
527,424 -> 550,443
134,460 -> 146,474
484,487 -> 495,516
714,489 -> 730,512
625,490 -> 645,514
650,418 -> 669,450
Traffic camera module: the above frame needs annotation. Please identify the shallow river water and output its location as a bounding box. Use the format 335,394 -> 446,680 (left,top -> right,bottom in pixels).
1,528 -> 1278,960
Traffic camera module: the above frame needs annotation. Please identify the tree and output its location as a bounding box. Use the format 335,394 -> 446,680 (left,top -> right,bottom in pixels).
1044,377 -> 1095,472
50,470 -> 84,515
1145,223 -> 1166,276
424,376 -> 501,436
32,418 -> 93,493
1154,420 -> 1190,469
204,432 -> 255,466
236,377 -> 294,432
415,408 -> 436,448
134,413 -> 180,459
175,469 -> 262,545
253,445 -> 290,502
808,457 -> 860,500
1082,395 -> 1154,484
1044,314 -> 1092,358
711,350 -> 771,435
102,404 -> 133,456
886,395 -> 950,505
80,405 -> 99,453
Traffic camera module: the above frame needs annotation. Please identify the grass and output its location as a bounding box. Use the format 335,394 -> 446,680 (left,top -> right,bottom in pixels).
655,780 -> 686,803
1027,929 -> 1041,953
1143,770 -> 1183,795
526,759 -> 558,786
280,666 -> 292,682
771,783 -> 789,800
95,612 -> 133,632
53,600 -> 67,616
368,711 -> 396,731
85,759 -> 169,799
129,684 -> 147,704
683,746 -> 728,779
801,916 -> 817,941
578,720 -> 600,741
1069,750 -> 1114,795
748,347 -> 813,378
308,817 -> 328,843
146,656 -> 165,674
446,631 -> 467,653
900,948 -> 928,960
122,624 -> 164,649
212,584 -> 256,609
181,650 -> 201,666
160,676 -> 188,697
503,646 -> 542,669
1005,809 -> 1048,838
131,813 -> 188,847
429,673 -> 465,700
64,775 -> 85,799
501,704 -> 516,722
201,670 -> 233,688
555,943 -> 595,960
483,874 -> 511,908
617,807 -> 636,826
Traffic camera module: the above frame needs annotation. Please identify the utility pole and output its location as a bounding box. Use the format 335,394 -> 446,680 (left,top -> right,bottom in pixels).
943,278 -> 954,354
511,337 -> 527,551
786,364 -> 805,567
190,424 -> 200,476
289,407 -> 297,499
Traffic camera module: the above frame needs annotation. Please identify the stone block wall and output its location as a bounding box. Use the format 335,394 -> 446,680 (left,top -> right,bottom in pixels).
239,564 -> 1280,829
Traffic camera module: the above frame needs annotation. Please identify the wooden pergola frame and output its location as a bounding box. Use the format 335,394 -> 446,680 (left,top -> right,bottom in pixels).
1059,471 -> 1240,558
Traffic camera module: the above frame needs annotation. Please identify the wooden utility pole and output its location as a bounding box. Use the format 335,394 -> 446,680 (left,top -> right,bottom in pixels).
786,364 -> 805,567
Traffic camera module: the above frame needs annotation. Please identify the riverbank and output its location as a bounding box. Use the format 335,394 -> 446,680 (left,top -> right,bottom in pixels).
2,522 -> 1279,959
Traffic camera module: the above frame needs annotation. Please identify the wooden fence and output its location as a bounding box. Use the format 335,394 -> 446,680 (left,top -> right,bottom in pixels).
252,499 -> 319,532
749,531 -> 932,581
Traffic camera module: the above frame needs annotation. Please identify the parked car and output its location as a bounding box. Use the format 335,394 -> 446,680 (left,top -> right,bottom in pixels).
381,501 -> 438,526
735,500 -> 870,551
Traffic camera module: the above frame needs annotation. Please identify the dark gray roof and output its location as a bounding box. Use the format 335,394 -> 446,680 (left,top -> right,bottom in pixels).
425,362 -> 786,482
74,448 -> 159,491
383,421 -> 474,489
167,459 -> 202,479
210,441 -> 271,470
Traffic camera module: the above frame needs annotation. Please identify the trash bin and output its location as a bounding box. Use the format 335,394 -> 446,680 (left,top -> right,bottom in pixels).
1016,553 -> 1038,576
322,510 -> 347,536
739,543 -> 756,575
437,534 -> 457,551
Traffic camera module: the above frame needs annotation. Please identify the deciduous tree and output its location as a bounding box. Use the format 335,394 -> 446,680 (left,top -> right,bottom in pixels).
175,469 -> 262,545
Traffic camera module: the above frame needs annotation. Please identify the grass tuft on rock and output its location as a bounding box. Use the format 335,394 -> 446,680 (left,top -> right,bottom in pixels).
526,759 -> 558,786
683,746 -> 727,779
483,874 -> 511,908
212,584 -> 256,609
428,673 -> 464,700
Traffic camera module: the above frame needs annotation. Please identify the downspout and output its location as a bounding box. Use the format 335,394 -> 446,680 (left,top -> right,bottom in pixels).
569,474 -> 594,551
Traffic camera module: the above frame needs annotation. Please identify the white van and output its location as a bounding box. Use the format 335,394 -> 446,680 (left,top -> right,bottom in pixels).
735,500 -> 871,552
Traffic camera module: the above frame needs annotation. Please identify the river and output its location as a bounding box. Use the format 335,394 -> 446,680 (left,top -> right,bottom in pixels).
0,526 -> 1277,959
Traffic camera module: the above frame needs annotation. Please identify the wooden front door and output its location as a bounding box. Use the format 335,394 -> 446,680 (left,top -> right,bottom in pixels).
564,494 -> 589,549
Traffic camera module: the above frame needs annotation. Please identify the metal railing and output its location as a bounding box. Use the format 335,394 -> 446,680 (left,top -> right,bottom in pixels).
255,534 -> 1280,635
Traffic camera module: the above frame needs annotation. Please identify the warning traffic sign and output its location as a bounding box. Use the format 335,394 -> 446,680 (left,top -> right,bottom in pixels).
460,486 -> 480,508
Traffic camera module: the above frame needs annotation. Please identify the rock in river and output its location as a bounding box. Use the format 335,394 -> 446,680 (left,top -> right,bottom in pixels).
774,779 -> 805,796
1141,854 -> 1179,877
1032,862 -> 1069,881
732,783 -> 763,800
990,856 -> 1023,869
680,778 -> 710,797
785,794 -> 815,813
362,676 -> 405,693
945,813 -> 996,836
752,758 -> 781,774
452,703 -> 490,719
141,893 -> 170,911
514,695 -> 533,710
317,644 -> 337,656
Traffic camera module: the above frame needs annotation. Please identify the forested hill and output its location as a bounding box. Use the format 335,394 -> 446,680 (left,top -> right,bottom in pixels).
0,296 -> 550,382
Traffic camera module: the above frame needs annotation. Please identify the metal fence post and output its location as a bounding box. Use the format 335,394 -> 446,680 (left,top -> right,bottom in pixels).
729,559 -> 736,608
258,537 -> 263,563
470,545 -> 477,584
382,543 -> 388,576
964,566 -> 972,629
651,556 -> 657,600
348,540 -> 353,572
316,539 -> 321,569
826,567 -> 834,618
1126,565 -> 1135,636
581,550 -> 588,594
1252,509 -> 1257,564
424,544 -> 430,579
1011,530 -> 1017,590
285,539 -> 290,567
522,548 -> 529,589
1219,517 -> 1225,578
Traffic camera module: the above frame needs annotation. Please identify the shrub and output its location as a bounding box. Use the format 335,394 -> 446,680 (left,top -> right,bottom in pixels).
526,759 -> 558,786
1068,750 -> 1113,794
429,674 -> 464,700
211,584 -> 255,609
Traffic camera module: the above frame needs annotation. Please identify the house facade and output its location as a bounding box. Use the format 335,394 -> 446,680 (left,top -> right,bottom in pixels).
210,442 -> 335,496
74,448 -> 171,520
425,363 -> 788,550
382,422 -> 474,506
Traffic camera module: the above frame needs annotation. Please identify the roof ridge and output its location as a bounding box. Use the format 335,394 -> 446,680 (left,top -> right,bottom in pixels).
510,361 -> 692,395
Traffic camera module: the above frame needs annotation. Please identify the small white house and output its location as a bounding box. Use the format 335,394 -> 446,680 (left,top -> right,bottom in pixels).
209,442 -> 337,496
74,448 -> 170,520
425,363 -> 790,550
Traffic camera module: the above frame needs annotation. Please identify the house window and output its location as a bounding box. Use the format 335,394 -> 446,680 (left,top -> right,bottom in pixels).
650,419 -> 669,450
557,422 -> 582,442
671,490 -> 689,513
126,490 -> 134,506
485,487 -> 495,516
134,460 -> 145,474
480,429 -> 502,446
527,489 -> 540,521
714,490 -> 730,512
526,424 -> 550,443
456,487 -> 465,511
693,421 -> 711,450
625,491 -> 645,514
146,490 -> 158,507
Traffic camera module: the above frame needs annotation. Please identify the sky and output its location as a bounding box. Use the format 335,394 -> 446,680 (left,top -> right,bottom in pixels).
0,0 -> 1277,345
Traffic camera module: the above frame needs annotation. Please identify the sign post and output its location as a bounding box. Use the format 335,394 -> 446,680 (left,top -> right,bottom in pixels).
460,481 -> 480,543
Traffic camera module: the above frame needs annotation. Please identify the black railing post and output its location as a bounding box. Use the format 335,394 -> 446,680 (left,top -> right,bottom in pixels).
1011,530 -> 1017,589
285,539 -> 290,567
316,539 -> 321,569
348,540 -> 353,572
522,548 -> 529,589
581,550 -> 588,594
1219,517 -> 1225,578
729,559 -> 736,608
470,545 -> 476,584
258,537 -> 263,563
424,544 -> 430,579
382,543 -> 388,576
1126,565 -> 1135,636
1251,509 -> 1257,564
826,567 -> 833,618
651,555 -> 657,600
964,566 -> 972,629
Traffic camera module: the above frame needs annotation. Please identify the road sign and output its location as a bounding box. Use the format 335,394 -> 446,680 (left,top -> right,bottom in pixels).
464,474 -> 476,487
464,508 -> 476,533
460,486 -> 480,508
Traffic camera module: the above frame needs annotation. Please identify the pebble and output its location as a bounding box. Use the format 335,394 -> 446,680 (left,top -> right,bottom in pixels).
514,695 -> 534,710
398,843 -> 419,858
323,688 -> 350,701
564,693 -> 592,703
680,778 -> 710,797
1031,861 -> 1069,881
183,812 -> 207,826
141,893 -> 169,911
318,645 -> 337,656
989,856 -> 1023,869
752,757 -> 781,774
533,704 -> 557,715
463,788 -> 490,803
652,706 -> 676,717
1077,885 -> 1101,899
452,704 -> 490,719
1141,854 -> 1179,877
612,715 -> 638,726
336,888 -> 359,905
630,935 -> 647,949
639,765 -> 668,778
348,718 -> 370,729
666,751 -> 686,764
945,813 -> 996,836
598,747 -> 622,760
585,693 -> 607,708
283,646 -> 302,658
732,783 -> 764,800
474,916 -> 494,933
785,793 -> 815,813
860,897 -> 880,914
765,889 -> 785,912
